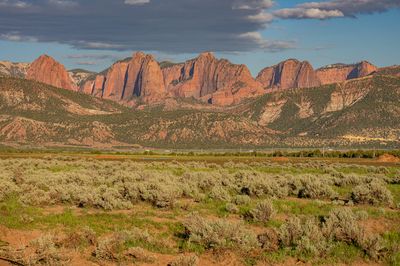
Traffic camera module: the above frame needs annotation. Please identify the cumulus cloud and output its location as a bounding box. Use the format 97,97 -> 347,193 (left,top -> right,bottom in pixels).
75,61 -> 98,65
274,8 -> 344,19
238,31 -> 295,52
0,0 -> 398,54
66,54 -> 116,60
0,0 -> 30,8
0,0 -> 292,53
0,31 -> 37,42
274,0 -> 400,20
247,11 -> 274,23
233,0 -> 274,10
48,0 -> 78,8
124,0 -> 150,5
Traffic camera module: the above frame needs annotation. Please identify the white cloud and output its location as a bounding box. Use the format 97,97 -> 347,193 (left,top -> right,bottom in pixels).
274,0 -> 400,20
274,8 -> 344,19
247,11 -> 274,23
238,32 -> 295,52
124,0 -> 150,5
48,0 -> 78,8
0,0 -> 30,8
77,41 -> 125,50
233,0 -> 274,10
0,32 -> 38,42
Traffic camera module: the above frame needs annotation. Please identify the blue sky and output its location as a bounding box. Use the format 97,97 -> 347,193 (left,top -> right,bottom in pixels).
0,0 -> 399,75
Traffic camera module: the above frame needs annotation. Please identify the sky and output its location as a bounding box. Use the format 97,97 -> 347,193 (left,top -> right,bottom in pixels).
0,0 -> 399,75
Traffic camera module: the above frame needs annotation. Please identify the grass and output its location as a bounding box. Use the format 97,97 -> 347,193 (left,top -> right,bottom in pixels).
273,198 -> 334,217
388,184 -> 400,205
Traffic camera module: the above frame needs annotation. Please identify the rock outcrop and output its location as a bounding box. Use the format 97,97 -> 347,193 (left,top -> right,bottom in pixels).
256,59 -> 320,90
81,52 -> 166,104
27,55 -> 78,91
316,61 -> 377,85
162,52 -> 264,105
20,52 -> 381,108
0,61 -> 29,78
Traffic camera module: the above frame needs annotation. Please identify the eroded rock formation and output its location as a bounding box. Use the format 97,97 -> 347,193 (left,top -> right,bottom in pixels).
162,52 -> 264,105
256,59 -> 320,90
316,61 -> 377,85
27,55 -> 77,91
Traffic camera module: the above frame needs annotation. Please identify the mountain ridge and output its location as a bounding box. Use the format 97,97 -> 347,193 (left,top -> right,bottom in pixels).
1,52 -> 392,108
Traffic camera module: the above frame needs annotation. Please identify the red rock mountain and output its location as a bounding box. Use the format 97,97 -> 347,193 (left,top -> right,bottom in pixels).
162,52 -> 264,105
81,52 -> 165,104
27,55 -> 77,91
23,53 -> 380,107
256,59 -> 377,90
316,61 -> 377,85
256,59 -> 320,90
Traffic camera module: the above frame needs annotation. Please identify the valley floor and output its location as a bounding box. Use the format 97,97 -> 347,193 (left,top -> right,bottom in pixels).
0,154 -> 399,265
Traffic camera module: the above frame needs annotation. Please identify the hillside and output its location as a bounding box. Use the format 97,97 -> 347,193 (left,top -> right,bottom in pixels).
0,75 -> 399,149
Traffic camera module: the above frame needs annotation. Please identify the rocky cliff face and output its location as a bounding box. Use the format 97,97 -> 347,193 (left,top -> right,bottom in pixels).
0,61 -> 29,78
316,61 -> 377,85
256,59 -> 320,90
81,52 -> 165,104
27,55 -> 78,91
17,52 -> 383,108
162,52 -> 264,105
68,69 -> 94,86
123,52 -> 166,102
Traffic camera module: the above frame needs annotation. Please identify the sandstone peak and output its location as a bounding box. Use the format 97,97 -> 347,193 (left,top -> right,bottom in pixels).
198,52 -> 215,60
132,51 -> 146,59
27,54 -> 77,91
316,61 -> 377,85
162,52 -> 263,105
256,59 -> 320,90
82,51 -> 165,104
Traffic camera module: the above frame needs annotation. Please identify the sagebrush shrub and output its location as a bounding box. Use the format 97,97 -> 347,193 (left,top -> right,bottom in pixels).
257,229 -> 279,251
183,214 -> 259,251
323,208 -> 363,244
279,217 -> 328,256
297,175 -> 337,199
225,203 -> 239,214
250,200 -> 276,223
93,233 -> 126,261
29,234 -> 70,265
233,194 -> 251,205
169,254 -> 199,266
351,180 -> 393,206
209,185 -> 231,202
125,247 -> 156,263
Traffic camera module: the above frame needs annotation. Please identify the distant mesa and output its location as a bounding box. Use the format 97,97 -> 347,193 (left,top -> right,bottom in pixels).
316,61 -> 377,85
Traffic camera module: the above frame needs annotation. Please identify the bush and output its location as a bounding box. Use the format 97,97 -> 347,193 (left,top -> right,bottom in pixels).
297,176 -> 337,199
279,217 -> 302,247
249,200 -> 275,223
279,216 -> 329,257
125,247 -> 156,263
351,180 -> 393,206
93,233 -> 126,261
61,227 -> 97,249
225,203 -> 239,214
257,229 -> 279,251
29,234 -> 70,265
183,214 -> 259,252
169,254 -> 199,266
233,194 -> 251,205
323,208 -> 363,244
209,186 -> 231,202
